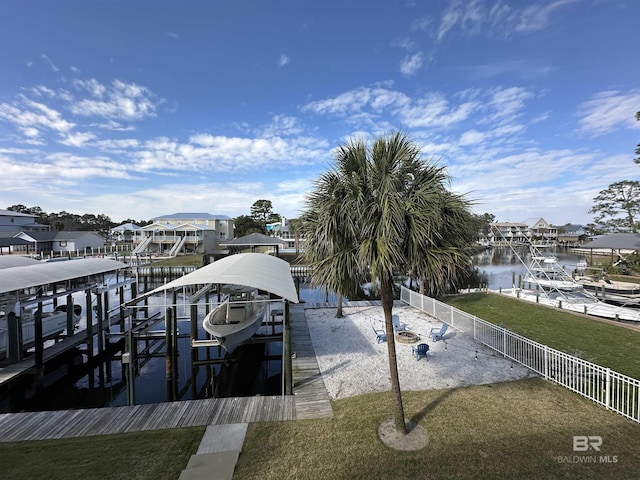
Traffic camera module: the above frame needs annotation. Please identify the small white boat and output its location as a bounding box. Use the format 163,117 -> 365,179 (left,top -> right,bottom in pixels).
0,302 -> 82,358
202,285 -> 266,353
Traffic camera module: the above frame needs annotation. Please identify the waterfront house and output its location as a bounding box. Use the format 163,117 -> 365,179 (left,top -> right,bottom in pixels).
528,218 -> 558,243
109,222 -> 143,242
14,231 -> 106,256
558,224 -> 588,245
490,222 -> 531,244
132,213 -> 234,256
0,209 -> 50,233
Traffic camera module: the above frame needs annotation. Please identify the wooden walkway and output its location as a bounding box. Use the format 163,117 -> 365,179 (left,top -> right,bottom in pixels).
290,303 -> 333,420
0,301 -> 345,442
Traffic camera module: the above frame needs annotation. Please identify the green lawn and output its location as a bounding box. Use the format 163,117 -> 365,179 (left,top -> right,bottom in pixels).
2,379 -> 638,480
0,427 -> 204,480
444,292 -> 640,379
236,378 -> 638,480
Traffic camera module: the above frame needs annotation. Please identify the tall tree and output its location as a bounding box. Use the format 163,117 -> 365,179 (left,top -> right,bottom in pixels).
250,199 -> 277,232
301,132 -> 474,435
233,215 -> 263,237
589,180 -> 640,232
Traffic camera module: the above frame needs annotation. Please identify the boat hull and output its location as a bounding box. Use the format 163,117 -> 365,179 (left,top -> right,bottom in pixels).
202,300 -> 266,353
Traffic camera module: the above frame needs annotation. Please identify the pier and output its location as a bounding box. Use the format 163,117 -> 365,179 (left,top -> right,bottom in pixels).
0,302 -> 336,442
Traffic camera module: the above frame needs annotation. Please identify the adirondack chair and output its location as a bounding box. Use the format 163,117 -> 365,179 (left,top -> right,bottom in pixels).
429,322 -> 448,342
392,314 -> 407,332
412,343 -> 429,361
372,325 -> 387,343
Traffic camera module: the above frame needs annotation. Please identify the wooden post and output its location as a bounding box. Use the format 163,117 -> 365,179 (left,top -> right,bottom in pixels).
7,312 -> 20,364
66,294 -> 74,337
284,301 -> 292,396
85,290 -> 94,361
119,285 -> 125,329
34,301 -> 44,387
96,291 -> 104,354
165,307 -> 174,402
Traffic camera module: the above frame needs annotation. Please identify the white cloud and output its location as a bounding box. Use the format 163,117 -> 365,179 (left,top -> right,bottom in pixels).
577,89 -> 640,136
60,131 -> 97,148
278,54 -> 291,67
40,54 -> 59,72
0,96 -> 75,137
70,79 -> 158,121
399,53 -> 423,76
166,32 -> 179,39
435,0 -> 578,41
458,129 -> 485,146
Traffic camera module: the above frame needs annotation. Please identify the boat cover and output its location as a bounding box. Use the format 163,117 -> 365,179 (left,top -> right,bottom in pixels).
0,258 -> 128,295
147,253 -> 299,303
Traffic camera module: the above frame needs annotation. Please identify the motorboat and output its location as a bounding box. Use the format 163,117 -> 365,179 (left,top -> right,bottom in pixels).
523,255 -> 583,291
495,241 -> 640,323
0,301 -> 82,359
202,285 -> 267,353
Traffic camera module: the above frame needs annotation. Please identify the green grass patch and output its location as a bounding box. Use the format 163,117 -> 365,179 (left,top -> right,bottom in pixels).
148,255 -> 204,267
0,427 -> 204,480
237,378 -> 639,480
444,293 -> 640,379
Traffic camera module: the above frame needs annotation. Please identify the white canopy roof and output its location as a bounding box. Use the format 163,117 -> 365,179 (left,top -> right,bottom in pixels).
0,258 -> 128,295
148,253 -> 299,303
0,256 -> 41,269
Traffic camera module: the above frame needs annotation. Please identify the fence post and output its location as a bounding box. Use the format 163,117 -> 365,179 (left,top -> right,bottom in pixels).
544,345 -> 549,380
473,316 -> 477,341
605,368 -> 611,410
502,326 -> 507,358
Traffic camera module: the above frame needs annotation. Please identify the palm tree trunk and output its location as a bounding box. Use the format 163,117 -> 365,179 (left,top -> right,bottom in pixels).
336,295 -> 343,318
381,272 -> 407,434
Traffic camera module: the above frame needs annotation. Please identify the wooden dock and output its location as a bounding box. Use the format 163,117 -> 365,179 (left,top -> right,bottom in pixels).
0,301 -> 342,442
289,303 -> 333,420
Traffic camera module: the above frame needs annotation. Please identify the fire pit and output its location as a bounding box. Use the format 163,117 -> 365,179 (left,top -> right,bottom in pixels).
395,331 -> 420,344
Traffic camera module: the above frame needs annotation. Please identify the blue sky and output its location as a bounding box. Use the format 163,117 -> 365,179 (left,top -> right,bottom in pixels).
0,0 -> 638,226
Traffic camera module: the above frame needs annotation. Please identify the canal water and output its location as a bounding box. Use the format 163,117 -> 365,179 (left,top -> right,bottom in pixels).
475,246 -> 586,290
0,280 -> 330,413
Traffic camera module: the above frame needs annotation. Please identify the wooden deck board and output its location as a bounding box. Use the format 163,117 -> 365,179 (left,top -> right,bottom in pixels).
0,301 -> 388,441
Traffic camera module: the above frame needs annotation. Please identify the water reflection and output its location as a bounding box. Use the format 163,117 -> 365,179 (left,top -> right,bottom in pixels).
475,246 -> 586,290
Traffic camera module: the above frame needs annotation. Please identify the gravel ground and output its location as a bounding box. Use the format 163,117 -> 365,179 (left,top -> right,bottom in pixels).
304,304 -> 533,400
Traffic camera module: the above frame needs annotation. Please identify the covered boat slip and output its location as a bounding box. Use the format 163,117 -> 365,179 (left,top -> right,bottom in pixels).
0,257 -> 130,382
136,253 -> 299,345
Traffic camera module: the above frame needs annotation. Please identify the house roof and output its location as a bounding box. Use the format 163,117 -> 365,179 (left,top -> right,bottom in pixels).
0,238 -> 32,248
582,233 -> 640,250
140,222 -> 216,232
53,231 -> 104,240
0,209 -> 36,218
17,231 -> 58,241
153,213 -> 231,221
111,223 -> 142,231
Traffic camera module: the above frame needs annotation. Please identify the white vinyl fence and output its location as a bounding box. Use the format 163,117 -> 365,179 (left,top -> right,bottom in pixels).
400,286 -> 640,424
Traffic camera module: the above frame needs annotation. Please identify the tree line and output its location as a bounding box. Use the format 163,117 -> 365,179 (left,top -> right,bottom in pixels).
5,200 -> 284,237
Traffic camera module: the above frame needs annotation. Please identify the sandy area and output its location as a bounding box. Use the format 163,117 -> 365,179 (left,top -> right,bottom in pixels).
304,304 -> 533,400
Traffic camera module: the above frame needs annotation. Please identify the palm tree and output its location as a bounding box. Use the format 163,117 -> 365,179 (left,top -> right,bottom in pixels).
301,131 -> 475,434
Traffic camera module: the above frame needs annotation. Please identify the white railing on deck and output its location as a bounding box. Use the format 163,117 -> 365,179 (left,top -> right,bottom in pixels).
400,286 -> 640,424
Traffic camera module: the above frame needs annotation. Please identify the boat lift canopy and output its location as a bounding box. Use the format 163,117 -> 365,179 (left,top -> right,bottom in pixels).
144,253 -> 299,303
0,258 -> 128,295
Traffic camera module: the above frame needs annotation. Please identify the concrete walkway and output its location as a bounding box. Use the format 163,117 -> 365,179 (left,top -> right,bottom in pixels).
178,423 -> 248,480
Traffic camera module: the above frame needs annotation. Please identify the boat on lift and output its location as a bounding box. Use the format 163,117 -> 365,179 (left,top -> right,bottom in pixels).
202,285 -> 267,353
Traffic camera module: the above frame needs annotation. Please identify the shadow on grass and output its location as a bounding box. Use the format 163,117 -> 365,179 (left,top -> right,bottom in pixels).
410,387 -> 456,424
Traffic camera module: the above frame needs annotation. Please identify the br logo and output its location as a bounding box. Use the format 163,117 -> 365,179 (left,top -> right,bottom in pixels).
573,436 -> 602,452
